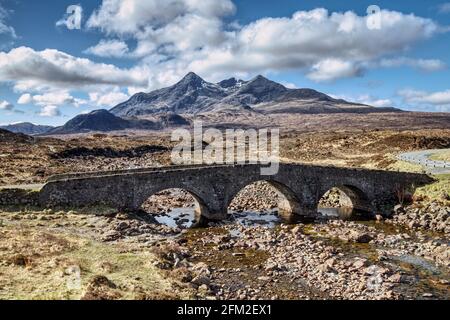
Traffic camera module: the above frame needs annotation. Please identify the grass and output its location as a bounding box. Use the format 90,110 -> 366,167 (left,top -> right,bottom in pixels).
0,225 -> 191,300
415,174 -> 450,202
388,159 -> 425,174
429,150 -> 450,162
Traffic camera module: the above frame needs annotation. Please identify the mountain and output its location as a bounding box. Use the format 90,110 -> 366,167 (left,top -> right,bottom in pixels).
0,128 -> 34,143
46,110 -> 159,135
45,109 -> 190,135
111,72 -> 229,117
110,72 -> 399,117
0,122 -> 54,135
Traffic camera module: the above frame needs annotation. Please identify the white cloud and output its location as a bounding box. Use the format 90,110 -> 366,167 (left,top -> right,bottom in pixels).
331,94 -> 395,108
86,0 -> 235,35
281,82 -> 298,89
89,90 -> 129,107
398,89 -> 450,105
356,95 -> 395,108
17,93 -> 32,104
18,91 -> 86,107
84,39 -> 129,58
0,4 -> 447,120
39,105 -> 61,117
0,3 -> 16,38
307,59 -> 363,82
379,57 -> 446,72
104,7 -> 440,84
0,47 -> 149,92
0,100 -> 13,110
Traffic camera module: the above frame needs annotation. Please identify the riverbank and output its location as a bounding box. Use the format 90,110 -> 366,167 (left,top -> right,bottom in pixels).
0,201 -> 448,300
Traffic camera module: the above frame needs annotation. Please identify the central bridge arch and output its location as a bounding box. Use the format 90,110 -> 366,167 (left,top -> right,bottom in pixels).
226,179 -> 303,218
318,184 -> 373,212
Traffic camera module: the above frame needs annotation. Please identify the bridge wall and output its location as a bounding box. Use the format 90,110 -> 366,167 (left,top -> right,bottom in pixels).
39,164 -> 433,220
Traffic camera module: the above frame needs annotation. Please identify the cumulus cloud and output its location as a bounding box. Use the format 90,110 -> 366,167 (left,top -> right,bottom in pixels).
307,59 -> 363,82
0,47 -> 149,92
1,4 -> 447,119
17,93 -> 32,105
193,9 -> 439,82
84,39 -> 129,58
0,100 -> 13,110
398,88 -> 450,105
39,105 -> 61,117
89,90 -> 129,107
86,0 -> 235,35
0,99 -> 25,114
86,6 -> 440,84
18,91 -> 86,107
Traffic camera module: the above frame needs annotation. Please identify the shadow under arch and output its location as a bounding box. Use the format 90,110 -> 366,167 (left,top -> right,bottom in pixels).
139,187 -> 210,228
227,179 -> 305,222
318,184 -> 373,220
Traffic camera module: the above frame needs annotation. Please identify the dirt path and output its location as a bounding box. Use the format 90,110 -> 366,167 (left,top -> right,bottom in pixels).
0,184 -> 44,191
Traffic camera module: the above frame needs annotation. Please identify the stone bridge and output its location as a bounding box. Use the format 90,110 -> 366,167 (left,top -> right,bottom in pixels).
39,164 -> 433,221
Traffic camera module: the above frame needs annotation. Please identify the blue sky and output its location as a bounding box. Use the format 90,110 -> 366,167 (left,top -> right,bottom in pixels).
1,0 -> 450,125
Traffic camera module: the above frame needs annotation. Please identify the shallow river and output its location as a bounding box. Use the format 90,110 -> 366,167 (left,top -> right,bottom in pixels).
154,206 -> 449,300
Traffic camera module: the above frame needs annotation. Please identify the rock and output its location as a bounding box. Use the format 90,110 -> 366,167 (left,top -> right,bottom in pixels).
191,275 -> 210,286
352,259 -> 368,269
258,276 -> 271,282
264,262 -> 279,272
355,233 -> 373,243
81,275 -> 120,300
198,284 -> 210,293
388,273 -> 405,283
317,263 -> 336,274
101,230 -> 122,242
291,226 -> 302,234
192,262 -> 211,277
232,252 -> 245,257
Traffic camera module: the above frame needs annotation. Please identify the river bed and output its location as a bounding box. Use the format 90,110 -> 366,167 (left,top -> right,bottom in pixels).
154,206 -> 449,300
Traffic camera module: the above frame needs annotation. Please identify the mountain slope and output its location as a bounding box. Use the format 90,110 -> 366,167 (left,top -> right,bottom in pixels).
0,128 -> 35,143
44,110 -> 191,135
0,122 -> 54,135
110,72 -> 398,117
46,110 -> 160,135
111,72 -> 228,117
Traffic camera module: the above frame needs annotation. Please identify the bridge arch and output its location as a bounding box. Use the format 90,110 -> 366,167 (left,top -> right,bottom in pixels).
226,179 -> 303,218
135,186 -> 212,223
318,184 -> 373,214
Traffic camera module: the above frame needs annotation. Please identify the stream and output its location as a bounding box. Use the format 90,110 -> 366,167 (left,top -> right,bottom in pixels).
154,206 -> 449,299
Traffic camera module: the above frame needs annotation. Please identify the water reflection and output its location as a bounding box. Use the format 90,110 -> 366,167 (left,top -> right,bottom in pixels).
154,208 -> 197,229
230,210 -> 281,228
318,207 -> 372,221
153,207 -> 373,229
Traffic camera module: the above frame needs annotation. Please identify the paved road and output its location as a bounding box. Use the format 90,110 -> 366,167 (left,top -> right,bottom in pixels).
397,149 -> 450,175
